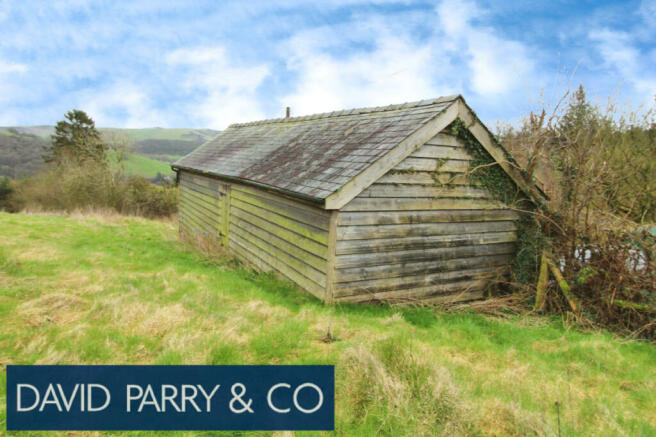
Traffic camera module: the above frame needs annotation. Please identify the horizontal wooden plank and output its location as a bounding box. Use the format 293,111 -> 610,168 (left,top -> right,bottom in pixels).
180,191 -> 222,218
431,173 -> 472,186
180,184 -> 220,207
336,283 -> 486,303
342,197 -> 503,211
424,133 -> 461,147
231,198 -> 328,245
338,220 -> 517,240
180,214 -> 208,236
232,184 -> 325,217
337,209 -> 519,226
393,158 -> 470,173
229,225 -> 326,287
230,206 -> 328,258
336,254 -> 512,283
228,240 -> 325,299
179,204 -> 219,236
187,172 -> 227,194
379,172 -> 470,185
179,194 -> 221,223
335,269 -> 498,297
393,157 -> 438,172
230,217 -> 327,272
231,189 -> 330,231
182,172 -> 222,191
180,185 -> 221,208
336,231 -> 518,255
179,213 -> 216,238
181,179 -> 221,199
228,234 -> 325,299
411,144 -> 471,160
179,195 -> 219,224
359,185 -> 489,199
335,242 -> 515,269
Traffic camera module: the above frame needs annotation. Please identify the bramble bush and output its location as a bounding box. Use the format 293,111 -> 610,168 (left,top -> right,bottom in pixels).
499,86 -> 656,339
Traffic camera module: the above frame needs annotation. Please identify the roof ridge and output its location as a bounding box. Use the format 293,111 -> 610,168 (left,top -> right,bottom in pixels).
228,94 -> 461,128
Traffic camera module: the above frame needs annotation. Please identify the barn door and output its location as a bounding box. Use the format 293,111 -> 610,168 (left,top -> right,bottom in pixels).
218,183 -> 230,245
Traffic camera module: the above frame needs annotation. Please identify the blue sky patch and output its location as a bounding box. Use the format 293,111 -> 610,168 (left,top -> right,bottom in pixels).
0,0 -> 653,129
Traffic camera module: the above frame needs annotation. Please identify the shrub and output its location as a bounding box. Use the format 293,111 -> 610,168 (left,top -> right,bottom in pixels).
0,176 -> 13,210
120,175 -> 178,218
8,161 -> 177,218
499,85 -> 656,339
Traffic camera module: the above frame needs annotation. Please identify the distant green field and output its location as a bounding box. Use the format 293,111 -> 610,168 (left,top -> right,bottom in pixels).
147,154 -> 184,162
108,151 -> 174,178
0,129 -> 13,136
2,126 -> 218,143
101,128 -> 210,142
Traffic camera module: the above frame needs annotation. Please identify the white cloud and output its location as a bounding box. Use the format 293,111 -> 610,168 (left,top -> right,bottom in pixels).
639,0 -> 656,24
0,60 -> 28,74
0,59 -> 29,113
279,0 -> 538,119
589,29 -> 656,100
166,46 -> 269,128
78,82 -> 168,128
436,0 -> 536,96
280,27 -> 448,115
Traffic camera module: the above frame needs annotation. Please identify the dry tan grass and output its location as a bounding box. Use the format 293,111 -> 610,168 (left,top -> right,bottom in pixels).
477,397 -> 553,436
18,293 -> 91,327
244,299 -> 292,322
339,339 -> 470,435
15,246 -> 61,262
107,299 -> 191,337
381,312 -> 405,325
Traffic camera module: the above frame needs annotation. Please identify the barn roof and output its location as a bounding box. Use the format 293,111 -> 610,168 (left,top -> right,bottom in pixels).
173,95 -> 544,209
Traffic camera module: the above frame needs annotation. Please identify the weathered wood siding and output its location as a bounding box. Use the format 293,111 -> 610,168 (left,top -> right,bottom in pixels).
178,171 -> 331,300
334,131 -> 519,303
227,184 -> 330,300
178,171 -> 227,239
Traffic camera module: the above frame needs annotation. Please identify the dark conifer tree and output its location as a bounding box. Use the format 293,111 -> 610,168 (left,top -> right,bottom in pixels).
45,110 -> 107,165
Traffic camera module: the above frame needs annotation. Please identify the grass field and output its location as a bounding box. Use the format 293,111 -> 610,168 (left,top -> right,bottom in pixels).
0,212 -> 654,436
108,151 -> 174,178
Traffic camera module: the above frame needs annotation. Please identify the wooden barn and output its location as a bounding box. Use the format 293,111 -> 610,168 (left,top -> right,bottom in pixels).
172,95 -> 543,304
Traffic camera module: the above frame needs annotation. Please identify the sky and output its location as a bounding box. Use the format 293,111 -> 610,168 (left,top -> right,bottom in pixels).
0,0 -> 654,129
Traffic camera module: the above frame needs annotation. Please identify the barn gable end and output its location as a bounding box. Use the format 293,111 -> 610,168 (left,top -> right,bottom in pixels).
331,129 -> 520,303
173,95 -> 543,304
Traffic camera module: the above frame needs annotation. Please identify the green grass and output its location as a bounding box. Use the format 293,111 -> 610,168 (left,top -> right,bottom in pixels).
0,212 -> 655,436
108,151 -> 174,178
0,129 -> 13,136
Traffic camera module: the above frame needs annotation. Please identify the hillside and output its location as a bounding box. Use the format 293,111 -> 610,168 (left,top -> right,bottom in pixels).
0,212 -> 654,435
0,126 -> 218,179
0,128 -> 49,178
108,150 -> 176,178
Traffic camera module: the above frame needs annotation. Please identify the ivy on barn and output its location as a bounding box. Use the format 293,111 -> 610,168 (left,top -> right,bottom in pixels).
450,118 -> 550,286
